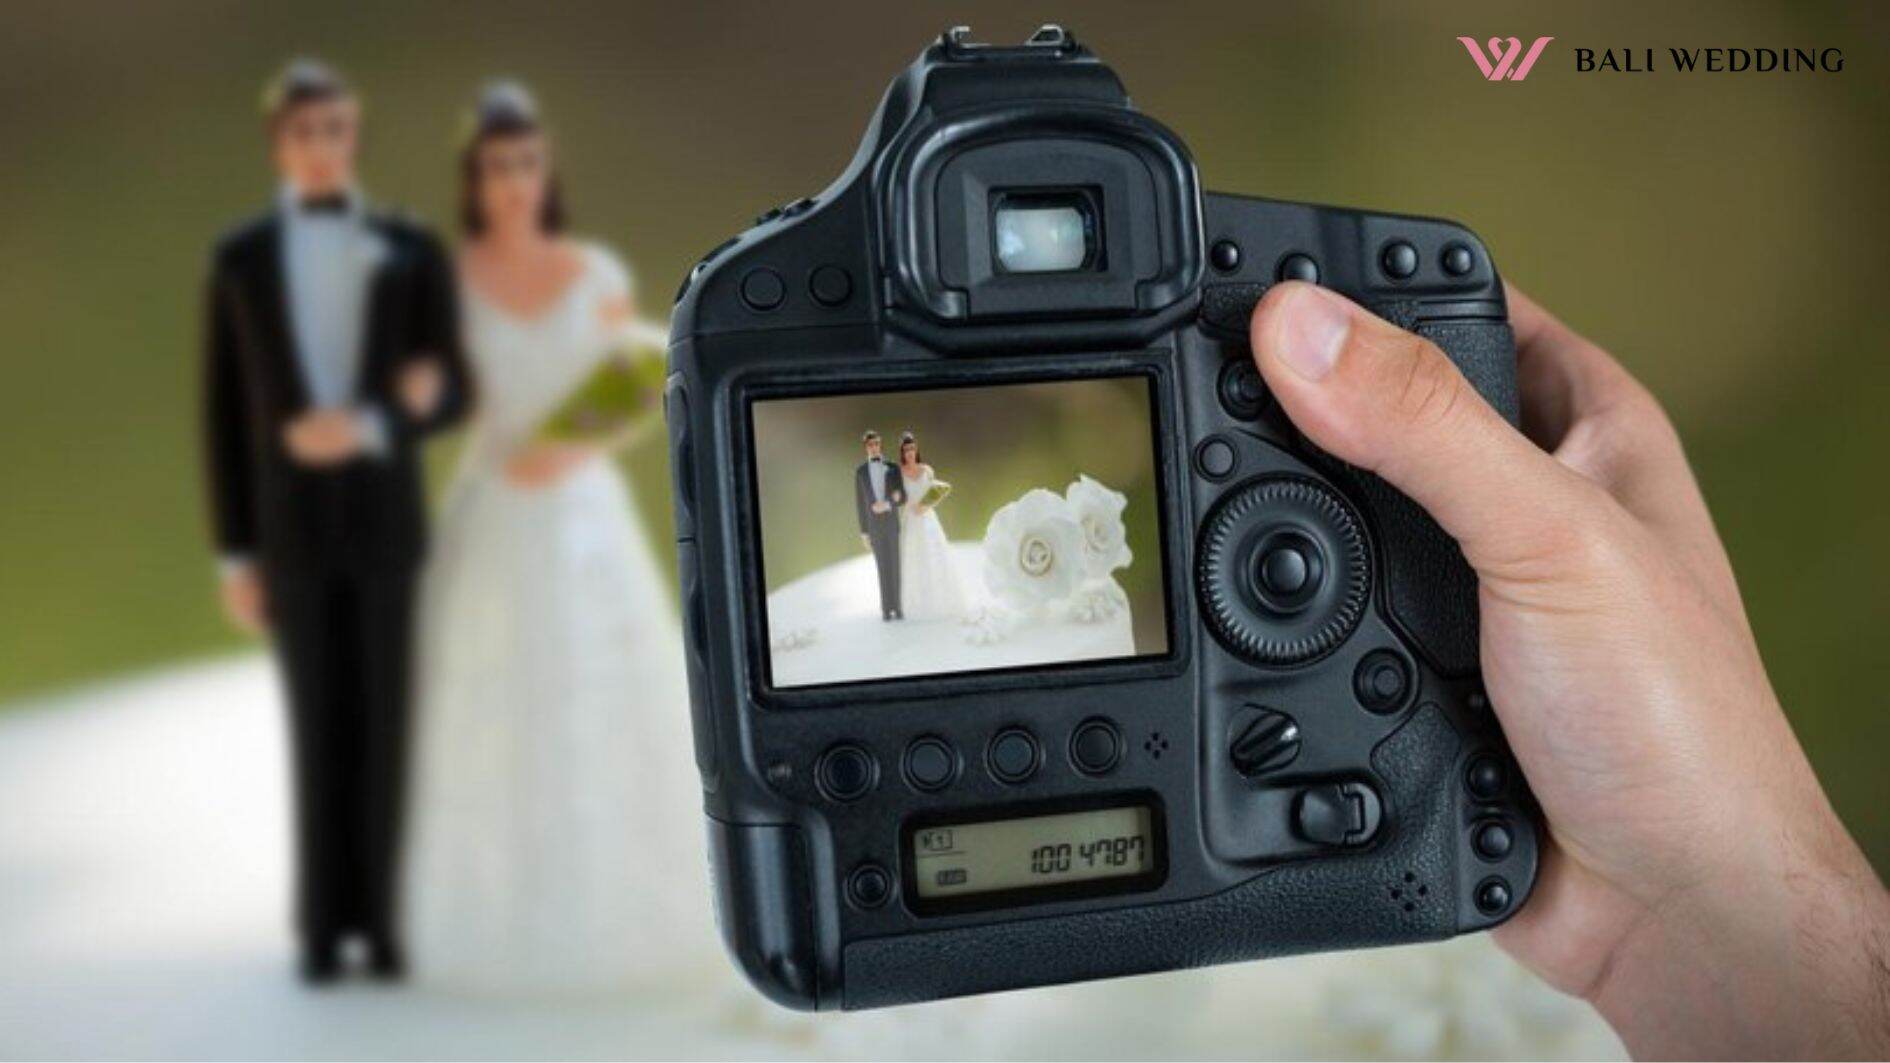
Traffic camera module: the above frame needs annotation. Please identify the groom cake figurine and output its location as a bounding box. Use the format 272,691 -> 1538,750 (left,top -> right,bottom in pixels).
856,430 -> 906,620
200,59 -> 470,983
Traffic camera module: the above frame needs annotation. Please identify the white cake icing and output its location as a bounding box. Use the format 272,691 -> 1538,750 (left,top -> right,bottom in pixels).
766,542 -> 1135,687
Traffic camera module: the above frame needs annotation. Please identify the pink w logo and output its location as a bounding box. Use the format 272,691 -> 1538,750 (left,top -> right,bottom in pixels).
1458,36 -> 1555,81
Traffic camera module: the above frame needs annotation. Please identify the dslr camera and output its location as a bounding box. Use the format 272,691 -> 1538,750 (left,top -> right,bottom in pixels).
665,26 -> 1538,1009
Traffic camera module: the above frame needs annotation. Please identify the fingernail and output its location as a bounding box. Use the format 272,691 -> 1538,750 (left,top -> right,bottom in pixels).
1273,286 -> 1351,382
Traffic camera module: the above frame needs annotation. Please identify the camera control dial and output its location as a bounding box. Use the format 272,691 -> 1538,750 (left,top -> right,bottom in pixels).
1198,477 -> 1370,665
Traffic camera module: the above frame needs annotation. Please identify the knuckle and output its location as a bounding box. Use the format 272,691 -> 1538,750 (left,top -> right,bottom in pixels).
1564,377 -> 1685,484
1607,380 -> 1681,449
1534,483 -> 1636,574
1389,338 -> 1470,432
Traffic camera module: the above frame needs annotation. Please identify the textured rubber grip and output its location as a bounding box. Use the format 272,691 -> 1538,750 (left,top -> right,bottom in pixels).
1348,320 -> 1516,677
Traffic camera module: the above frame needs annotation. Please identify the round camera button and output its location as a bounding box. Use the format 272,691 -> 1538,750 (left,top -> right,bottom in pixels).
1276,253 -> 1320,284
1352,649 -> 1414,715
1210,239 -> 1242,273
816,744 -> 877,802
1247,529 -> 1326,614
1474,819 -> 1515,861
1465,754 -> 1507,800
987,728 -> 1040,784
846,863 -> 892,909
740,267 -> 786,311
809,264 -> 852,307
1260,544 -> 1310,596
1380,241 -> 1419,281
1475,876 -> 1513,915
1195,437 -> 1237,480
1069,718 -> 1122,776
902,736 -> 957,792
1217,359 -> 1267,420
1441,242 -> 1476,277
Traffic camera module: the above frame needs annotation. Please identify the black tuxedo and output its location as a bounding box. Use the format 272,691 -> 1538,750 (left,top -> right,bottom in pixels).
201,207 -> 470,956
856,459 -> 905,619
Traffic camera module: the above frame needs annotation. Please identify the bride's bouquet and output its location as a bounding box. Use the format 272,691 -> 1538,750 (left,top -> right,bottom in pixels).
535,319 -> 669,445
918,480 -> 952,509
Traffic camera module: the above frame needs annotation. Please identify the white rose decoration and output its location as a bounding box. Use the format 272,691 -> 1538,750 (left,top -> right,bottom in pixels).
981,489 -> 1087,612
1065,474 -> 1132,577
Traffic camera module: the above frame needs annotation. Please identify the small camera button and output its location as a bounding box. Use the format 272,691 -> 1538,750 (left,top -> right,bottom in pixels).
845,863 -> 893,910
1217,359 -> 1267,420
902,736 -> 958,792
1249,529 -> 1325,613
1352,649 -> 1414,715
1380,241 -> 1420,281
1441,242 -> 1476,277
1276,253 -> 1320,284
987,727 -> 1041,784
809,264 -> 853,307
740,267 -> 787,311
1475,876 -> 1513,915
1195,437 -> 1238,481
1069,718 -> 1123,776
1259,543 -> 1311,597
1210,239 -> 1242,273
817,744 -> 878,802
1464,754 -> 1508,800
1473,819 -> 1515,861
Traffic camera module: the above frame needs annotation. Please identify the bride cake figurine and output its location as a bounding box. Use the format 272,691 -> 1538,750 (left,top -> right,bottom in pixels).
401,81 -> 711,996
895,431 -> 971,621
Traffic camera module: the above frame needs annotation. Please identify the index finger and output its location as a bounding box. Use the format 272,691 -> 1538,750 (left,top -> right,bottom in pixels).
1504,282 -> 1745,625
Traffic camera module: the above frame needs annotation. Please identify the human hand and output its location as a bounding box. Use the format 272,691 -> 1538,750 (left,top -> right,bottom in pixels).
282,409 -> 365,467
218,564 -> 267,635
915,503 -> 931,516
504,441 -> 596,488
1249,281 -> 1889,1059
871,500 -> 890,515
861,534 -> 872,551
396,358 -> 445,420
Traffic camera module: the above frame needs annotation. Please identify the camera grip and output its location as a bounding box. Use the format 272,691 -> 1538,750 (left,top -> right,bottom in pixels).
1347,317 -> 1517,676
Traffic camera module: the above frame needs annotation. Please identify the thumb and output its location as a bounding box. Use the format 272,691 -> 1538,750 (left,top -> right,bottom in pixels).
1249,282 -> 1597,576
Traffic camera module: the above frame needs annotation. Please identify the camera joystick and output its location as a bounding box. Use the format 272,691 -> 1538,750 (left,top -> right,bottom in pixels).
1198,478 -> 1370,665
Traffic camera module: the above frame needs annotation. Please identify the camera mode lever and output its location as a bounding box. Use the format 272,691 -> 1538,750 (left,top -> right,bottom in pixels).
1292,781 -> 1382,847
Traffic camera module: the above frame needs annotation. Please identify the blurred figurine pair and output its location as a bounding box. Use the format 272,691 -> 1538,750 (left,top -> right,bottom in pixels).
202,60 -> 704,992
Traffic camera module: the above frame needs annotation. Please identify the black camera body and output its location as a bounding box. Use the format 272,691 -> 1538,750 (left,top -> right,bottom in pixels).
665,26 -> 1538,1010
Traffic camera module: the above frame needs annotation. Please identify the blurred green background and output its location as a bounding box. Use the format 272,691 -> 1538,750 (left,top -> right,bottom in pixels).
752,379 -> 1167,652
0,1 -> 1884,874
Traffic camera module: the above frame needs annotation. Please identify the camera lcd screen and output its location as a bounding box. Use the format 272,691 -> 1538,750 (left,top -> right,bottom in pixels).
750,376 -> 1169,689
909,804 -> 1159,902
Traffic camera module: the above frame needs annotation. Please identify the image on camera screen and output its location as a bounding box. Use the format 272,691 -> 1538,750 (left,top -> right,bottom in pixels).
751,376 -> 1169,689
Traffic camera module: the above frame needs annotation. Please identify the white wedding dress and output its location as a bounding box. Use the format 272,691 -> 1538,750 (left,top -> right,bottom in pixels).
402,244 -> 714,996
898,464 -> 972,621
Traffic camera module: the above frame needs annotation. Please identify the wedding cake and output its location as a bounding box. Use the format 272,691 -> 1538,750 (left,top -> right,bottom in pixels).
767,475 -> 1142,688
